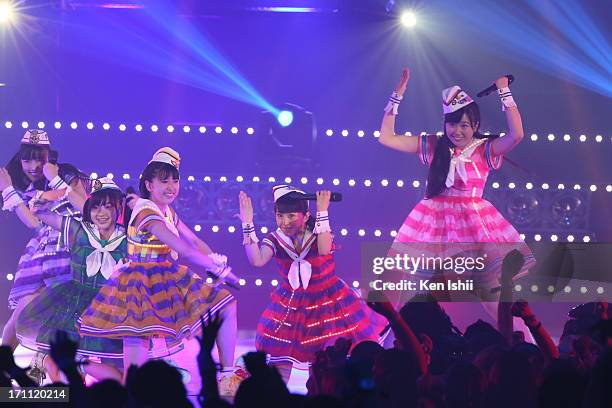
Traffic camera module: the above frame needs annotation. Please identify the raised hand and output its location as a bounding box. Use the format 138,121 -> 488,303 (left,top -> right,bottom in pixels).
0,168 -> 13,191
42,162 -> 60,182
395,67 -> 410,96
511,300 -> 535,320
316,190 -> 331,212
196,311 -> 223,370
501,249 -> 525,284
238,191 -> 254,224
494,75 -> 510,89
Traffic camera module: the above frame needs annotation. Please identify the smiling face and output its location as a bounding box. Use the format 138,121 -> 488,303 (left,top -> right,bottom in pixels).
445,113 -> 478,148
275,211 -> 309,237
18,145 -> 49,182
145,176 -> 180,207
89,199 -> 118,232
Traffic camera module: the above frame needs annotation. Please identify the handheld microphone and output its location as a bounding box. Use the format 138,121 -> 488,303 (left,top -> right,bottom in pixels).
476,75 -> 514,98
296,192 -> 343,202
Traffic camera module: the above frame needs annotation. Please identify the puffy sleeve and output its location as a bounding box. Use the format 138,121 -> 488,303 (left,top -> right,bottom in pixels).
417,134 -> 438,165
484,139 -> 503,170
261,233 -> 277,255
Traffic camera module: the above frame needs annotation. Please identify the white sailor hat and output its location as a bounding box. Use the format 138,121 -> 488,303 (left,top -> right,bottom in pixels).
442,86 -> 474,114
272,185 -> 306,202
21,129 -> 50,146
149,147 -> 181,170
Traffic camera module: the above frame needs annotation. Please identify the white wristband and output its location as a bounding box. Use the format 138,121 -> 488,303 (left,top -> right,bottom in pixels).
498,87 -> 517,111
242,222 -> 259,245
49,175 -> 69,190
2,186 -> 24,212
313,211 -> 331,234
384,91 -> 403,115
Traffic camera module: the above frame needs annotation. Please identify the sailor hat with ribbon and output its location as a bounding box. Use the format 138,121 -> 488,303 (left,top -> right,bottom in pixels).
149,147 -> 181,170
442,86 -> 474,114
21,129 -> 50,146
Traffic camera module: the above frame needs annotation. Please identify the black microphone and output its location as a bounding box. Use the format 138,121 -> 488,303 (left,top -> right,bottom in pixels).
476,75 -> 515,98
296,192 -> 343,202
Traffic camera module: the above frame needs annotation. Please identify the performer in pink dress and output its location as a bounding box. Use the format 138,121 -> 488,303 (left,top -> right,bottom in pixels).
379,68 -> 534,325
238,186 -> 386,382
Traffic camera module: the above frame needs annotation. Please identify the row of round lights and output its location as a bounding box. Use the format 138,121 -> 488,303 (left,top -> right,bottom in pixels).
190,224 -> 593,242
3,121 -> 254,135
3,122 -> 608,143
513,283 -> 605,295
201,276 -> 362,288
88,172 -> 612,193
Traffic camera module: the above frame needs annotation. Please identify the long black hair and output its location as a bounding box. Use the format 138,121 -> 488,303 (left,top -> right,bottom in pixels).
425,102 -> 498,199
274,194 -> 316,231
138,162 -> 180,199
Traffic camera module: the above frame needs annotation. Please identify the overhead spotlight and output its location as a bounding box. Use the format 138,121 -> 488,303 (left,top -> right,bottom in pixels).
0,2 -> 15,24
340,228 -> 348,236
231,127 -> 238,134
373,130 -> 380,138
215,126 -> 222,134
199,126 -> 206,133
21,121 -> 28,129
316,177 -> 324,185
530,134 -> 538,141
102,123 -> 110,130
284,176 -> 292,183
118,124 -> 126,131
357,130 -> 365,137
246,127 -> 254,135
348,179 -> 356,187
4,121 -> 12,128
183,125 -> 191,133
54,121 -> 61,129
151,124 -> 159,132
135,124 -> 142,132
400,10 -> 417,28
37,121 -> 45,129
332,178 -> 340,186
326,129 -> 333,136
300,177 -> 308,184
70,122 -> 78,129
341,129 -> 349,137
167,125 -> 175,133
277,110 -> 294,127
86,122 -> 94,130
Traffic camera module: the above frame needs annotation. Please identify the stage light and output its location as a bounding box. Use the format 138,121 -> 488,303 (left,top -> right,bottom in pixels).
122,173 -> 130,180
204,176 -> 211,182
271,279 -> 278,286
187,176 -> 195,182
595,135 -> 603,143
374,229 -> 382,237
542,183 -> 549,190
277,110 -> 294,127
352,281 -> 359,288
381,179 -> 389,187
21,121 -> 28,129
606,185 -> 612,192
239,279 -> 246,286
106,173 -> 114,179
358,229 -> 366,237
583,235 -> 591,243
341,129 -> 349,137
397,180 -> 404,187
534,234 -> 542,241
551,234 -> 558,242
558,183 -> 565,190
199,126 -> 206,133
400,10 -> 417,28
54,121 -> 61,129
151,125 -> 159,132
206,277 -> 213,284
326,129 -> 333,136
564,286 -> 571,293
85,122 -> 93,130
0,2 -> 15,24
563,134 -> 571,141
183,125 -> 191,133
373,130 -> 380,138
579,134 -> 586,142
574,184 -> 581,190
348,179 -> 356,187
37,121 -> 45,129
246,127 -> 254,135
548,285 -> 555,293
228,226 -> 236,233
590,185 -> 597,192
364,179 -> 372,187
255,279 -> 262,286
4,121 -> 11,128
194,225 -> 201,232
530,134 -> 538,141
548,133 -> 555,141
90,172 -> 98,179
118,124 -> 126,131
268,177 -> 276,183
165,125 -> 173,133
231,127 -> 238,134
211,225 -> 219,233
526,182 -> 533,190
567,235 -> 574,242
103,123 -> 110,130
215,126 -> 222,134
508,182 -> 516,189
519,233 -> 525,240
412,180 -> 420,188
300,177 -> 308,184
597,287 -> 604,294
284,177 -> 292,183
219,176 -> 227,182
70,122 -> 78,129
580,286 -> 587,294
531,285 -> 538,293
492,182 -> 500,189
135,124 -> 142,132
316,178 -> 324,185
261,226 -> 268,233
6,273 -> 13,281
357,130 -> 365,137
340,228 -> 348,236
332,178 -> 340,186
390,230 -> 397,237
236,176 -> 244,182
252,176 -> 260,182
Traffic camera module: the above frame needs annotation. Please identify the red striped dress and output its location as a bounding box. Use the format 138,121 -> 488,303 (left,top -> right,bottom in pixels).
391,135 -> 534,288
255,229 -> 386,366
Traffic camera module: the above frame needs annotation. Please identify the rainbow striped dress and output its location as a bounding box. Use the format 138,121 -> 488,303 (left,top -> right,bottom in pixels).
256,229 -> 386,366
77,199 -> 235,342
